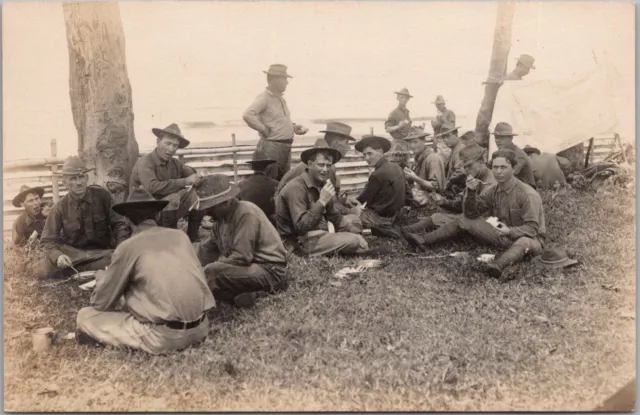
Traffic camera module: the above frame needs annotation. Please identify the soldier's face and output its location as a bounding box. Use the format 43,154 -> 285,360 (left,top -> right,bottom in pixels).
436,103 -> 446,112
444,133 -> 459,148
326,134 -> 351,157
494,136 -> 512,150
463,159 -> 483,178
515,62 -> 531,76
492,157 -> 514,183
21,193 -> 42,216
363,147 -> 384,167
408,139 -> 426,154
65,174 -> 89,197
397,95 -> 409,107
157,136 -> 181,160
307,153 -> 333,185
271,76 -> 288,93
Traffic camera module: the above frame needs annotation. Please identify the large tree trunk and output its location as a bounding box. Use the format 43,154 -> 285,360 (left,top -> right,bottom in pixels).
474,2 -> 515,152
63,2 -> 139,203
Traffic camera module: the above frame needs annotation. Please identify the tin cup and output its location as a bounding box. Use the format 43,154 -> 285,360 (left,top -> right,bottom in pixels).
32,327 -> 56,352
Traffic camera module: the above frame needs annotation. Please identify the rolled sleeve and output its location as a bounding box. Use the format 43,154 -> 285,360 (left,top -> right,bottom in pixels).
138,159 -> 187,198
243,94 -> 268,133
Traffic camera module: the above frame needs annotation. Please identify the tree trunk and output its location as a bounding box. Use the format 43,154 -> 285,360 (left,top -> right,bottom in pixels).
63,2 -> 139,203
474,2 -> 515,151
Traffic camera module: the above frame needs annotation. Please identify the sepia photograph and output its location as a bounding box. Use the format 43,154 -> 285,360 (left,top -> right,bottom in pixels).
2,0 -> 636,411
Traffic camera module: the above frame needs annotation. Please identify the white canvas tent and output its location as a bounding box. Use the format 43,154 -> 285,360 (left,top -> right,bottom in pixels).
488,60 -> 629,156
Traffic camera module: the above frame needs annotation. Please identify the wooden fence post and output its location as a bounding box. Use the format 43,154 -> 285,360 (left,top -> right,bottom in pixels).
50,138 -> 60,203
370,127 -> 374,135
231,133 -> 239,183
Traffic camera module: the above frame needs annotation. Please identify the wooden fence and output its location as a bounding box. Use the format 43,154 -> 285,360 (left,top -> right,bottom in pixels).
3,134 -> 621,237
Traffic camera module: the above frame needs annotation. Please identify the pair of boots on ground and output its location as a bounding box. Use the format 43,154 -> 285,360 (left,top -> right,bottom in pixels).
159,210 -> 204,242
371,216 -> 527,279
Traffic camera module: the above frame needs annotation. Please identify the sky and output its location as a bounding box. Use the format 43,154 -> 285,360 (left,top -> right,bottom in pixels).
2,1 -> 635,160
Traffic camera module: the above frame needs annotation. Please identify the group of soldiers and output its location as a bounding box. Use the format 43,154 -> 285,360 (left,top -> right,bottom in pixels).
10,61 -> 577,355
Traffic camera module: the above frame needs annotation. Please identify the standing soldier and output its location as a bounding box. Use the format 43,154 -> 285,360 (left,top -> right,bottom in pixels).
243,64 -> 308,180
385,88 -> 414,153
430,95 -> 456,136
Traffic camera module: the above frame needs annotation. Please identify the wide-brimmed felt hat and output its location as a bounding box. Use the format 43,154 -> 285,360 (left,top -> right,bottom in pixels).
432,95 -> 446,105
393,88 -> 413,98
319,121 -> 355,141
13,185 -> 45,208
300,138 -> 342,164
354,135 -> 392,154
435,123 -> 462,138
263,64 -> 293,78
523,145 -> 541,156
112,186 -> 169,217
152,123 -> 190,149
245,150 -> 276,167
57,156 -> 96,176
516,54 -> 536,70
192,174 -> 240,211
532,246 -> 579,269
492,122 -> 518,137
459,145 -> 486,163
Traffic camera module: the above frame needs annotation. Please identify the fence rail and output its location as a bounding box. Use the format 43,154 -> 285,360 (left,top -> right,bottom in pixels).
3,135 -> 620,237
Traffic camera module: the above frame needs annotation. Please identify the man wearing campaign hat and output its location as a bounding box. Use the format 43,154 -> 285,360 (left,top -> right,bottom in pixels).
192,175 -> 289,308
491,122 -> 536,188
401,144 -> 496,240
346,135 -> 406,230
243,64 -> 309,181
435,122 -> 466,194
11,185 -> 46,246
402,128 -> 445,194
276,139 -> 379,257
38,156 -> 130,279
238,150 -> 280,224
76,187 -> 215,354
385,88 -> 414,148
130,123 -> 205,241
430,95 -> 456,137
522,145 -> 568,189
505,54 -> 536,81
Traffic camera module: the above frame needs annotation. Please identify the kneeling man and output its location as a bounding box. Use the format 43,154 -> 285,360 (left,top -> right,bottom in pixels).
193,175 -> 289,308
39,156 -> 130,278
403,149 -> 545,279
76,187 -> 215,354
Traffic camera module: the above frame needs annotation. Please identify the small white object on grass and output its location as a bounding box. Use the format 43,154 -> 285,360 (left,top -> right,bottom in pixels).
477,254 -> 496,263
79,280 -> 97,291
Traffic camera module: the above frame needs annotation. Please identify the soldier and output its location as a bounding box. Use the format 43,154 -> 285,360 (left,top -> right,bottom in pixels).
522,145 -> 568,189
505,54 -> 536,81
11,185 -> 46,246
38,156 -> 130,279
491,122 -> 536,188
430,95 -> 456,136
385,88 -> 414,153
238,150 -> 279,224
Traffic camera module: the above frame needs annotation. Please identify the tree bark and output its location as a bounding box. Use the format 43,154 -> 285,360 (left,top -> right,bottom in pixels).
63,2 -> 139,203
474,2 -> 515,151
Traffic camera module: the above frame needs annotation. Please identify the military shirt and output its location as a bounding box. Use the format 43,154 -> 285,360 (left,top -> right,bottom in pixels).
238,173 -> 279,220
357,158 -> 406,218
12,211 -> 46,246
130,149 -> 196,199
385,106 -> 412,140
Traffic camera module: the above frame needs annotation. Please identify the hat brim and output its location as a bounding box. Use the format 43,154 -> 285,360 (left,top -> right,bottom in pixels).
394,92 -> 414,98
263,70 -> 293,78
516,58 -> 536,69
318,130 -> 356,141
532,256 -> 579,269
56,167 -> 96,176
300,147 -> 342,164
354,136 -> 392,154
245,159 -> 276,166
404,132 -> 432,141
435,126 -> 462,137
193,184 -> 240,211
523,147 -> 541,155
12,186 -> 45,208
112,200 -> 169,217
152,128 -> 190,149
492,132 -> 519,137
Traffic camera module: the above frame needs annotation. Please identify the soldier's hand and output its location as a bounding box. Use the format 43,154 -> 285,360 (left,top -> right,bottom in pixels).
56,254 -> 72,268
318,182 -> 336,206
185,174 -> 202,186
466,176 -> 480,191
403,167 -> 418,180
294,125 -> 308,135
495,223 -> 511,235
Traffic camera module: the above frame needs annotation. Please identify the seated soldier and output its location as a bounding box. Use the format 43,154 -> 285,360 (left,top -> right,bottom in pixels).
238,150 -> 279,224
401,145 -> 496,237
522,145 -> 568,189
459,130 -> 488,162
38,156 -> 130,279
402,149 -> 545,280
192,175 -> 288,308
129,123 -> 205,241
276,122 -> 357,215
402,128 -> 445,195
492,122 -> 536,188
346,135 -> 406,230
76,187 -> 215,354
276,141 -> 380,257
437,122 -> 466,195
11,185 -> 46,246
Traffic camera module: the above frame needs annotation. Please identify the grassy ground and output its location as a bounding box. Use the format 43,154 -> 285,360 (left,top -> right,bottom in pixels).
3,185 -> 635,411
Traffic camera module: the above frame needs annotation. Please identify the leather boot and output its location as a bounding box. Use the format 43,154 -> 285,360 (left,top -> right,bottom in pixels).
370,225 -> 402,239
399,217 -> 435,234
485,244 -> 526,279
401,219 -> 461,252
161,210 -> 179,229
186,211 -> 205,242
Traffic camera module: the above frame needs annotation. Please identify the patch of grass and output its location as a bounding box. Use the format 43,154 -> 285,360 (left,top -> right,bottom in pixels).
3,186 -> 635,411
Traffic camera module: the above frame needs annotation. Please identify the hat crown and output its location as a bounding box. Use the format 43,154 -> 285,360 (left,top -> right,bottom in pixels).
61,156 -> 88,173
459,145 -> 484,162
518,54 -> 535,66
541,246 -> 569,263
250,149 -> 271,162
312,138 -> 333,150
19,185 -> 32,193
394,88 -> 412,96
125,187 -> 157,204
264,64 -> 291,77
405,126 -> 432,141
493,122 -> 515,135
160,123 -> 182,137
196,174 -> 232,199
323,121 -> 352,136
434,95 -> 446,103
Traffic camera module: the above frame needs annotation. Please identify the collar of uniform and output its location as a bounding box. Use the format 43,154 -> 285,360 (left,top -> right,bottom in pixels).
497,176 -> 518,194
266,87 -> 283,98
151,148 -> 169,166
22,211 -> 40,226
415,145 -> 434,162
397,106 -> 409,115
302,171 -> 323,191
134,219 -> 158,235
374,157 -> 388,170
68,187 -> 94,207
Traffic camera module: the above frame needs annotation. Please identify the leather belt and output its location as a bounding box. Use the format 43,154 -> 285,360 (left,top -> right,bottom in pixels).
161,314 -> 206,330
